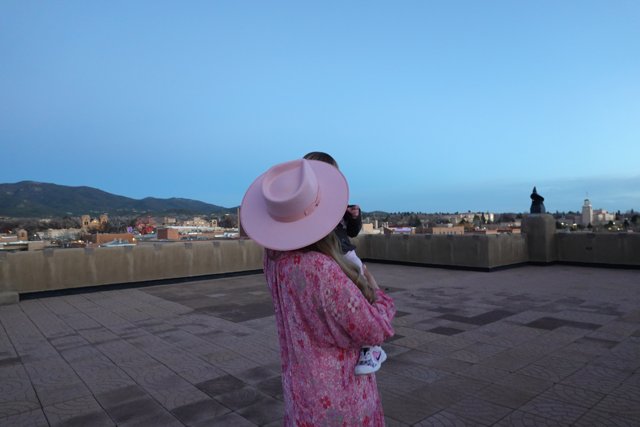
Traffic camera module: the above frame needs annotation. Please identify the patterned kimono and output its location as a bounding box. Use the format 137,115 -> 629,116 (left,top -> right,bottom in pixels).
263,250 -> 396,427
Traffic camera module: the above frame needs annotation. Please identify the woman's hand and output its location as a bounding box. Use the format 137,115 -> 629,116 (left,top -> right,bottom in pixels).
363,265 -> 379,291
346,204 -> 360,219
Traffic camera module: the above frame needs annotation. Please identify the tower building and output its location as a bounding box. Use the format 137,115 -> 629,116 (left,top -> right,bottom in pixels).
581,199 -> 593,226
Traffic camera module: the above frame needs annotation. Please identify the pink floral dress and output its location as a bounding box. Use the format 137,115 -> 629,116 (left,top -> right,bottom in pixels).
264,250 -> 396,427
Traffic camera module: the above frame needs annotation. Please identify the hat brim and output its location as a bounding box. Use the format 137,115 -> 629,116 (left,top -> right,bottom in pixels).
240,160 -> 349,251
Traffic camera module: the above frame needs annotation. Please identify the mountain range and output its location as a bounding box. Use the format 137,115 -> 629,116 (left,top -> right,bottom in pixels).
0,181 -> 235,218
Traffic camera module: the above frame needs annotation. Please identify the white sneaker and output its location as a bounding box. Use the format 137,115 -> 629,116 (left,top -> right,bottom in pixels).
355,346 -> 387,375
355,347 -> 379,375
371,345 -> 387,365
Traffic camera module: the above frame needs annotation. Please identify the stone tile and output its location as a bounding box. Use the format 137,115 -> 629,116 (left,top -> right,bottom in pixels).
458,364 -> 510,383
573,409 -> 639,427
0,408 -> 49,427
574,336 -> 619,349
148,381 -> 211,411
382,361 -> 449,384
214,386 -> 269,411
447,396 -> 512,426
591,354 -> 640,372
232,365 -> 279,385
424,356 -> 473,373
380,391 -> 444,425
196,374 -> 246,397
450,342 -> 507,364
383,417 -> 411,427
170,398 -> 230,425
414,410 -> 486,426
200,411 -> 256,426
104,396 -> 175,426
537,383 -> 605,409
524,317 -> 601,331
433,374 -> 491,395
418,338 -> 477,356
410,383 -> 466,409
520,396 -> 588,424
176,362 -> 227,385
475,383 -> 537,409
235,395 -> 284,426
255,376 -> 283,400
593,394 -> 640,420
561,365 -> 629,394
393,348 -> 438,365
610,380 -> 640,402
1,264 -> 639,426
95,385 -> 147,408
516,359 -> 581,383
43,395 -> 114,427
0,399 -> 42,420
479,350 -> 543,372
392,332 -> 444,349
73,363 -> 137,394
32,381 -> 93,407
494,372 -> 554,395
428,326 -> 466,336
376,370 -> 432,395
439,309 -> 515,326
0,373 -> 38,402
493,410 -> 569,426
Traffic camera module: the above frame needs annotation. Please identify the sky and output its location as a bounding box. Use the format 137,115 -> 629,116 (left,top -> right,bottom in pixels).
1,1 -> 639,214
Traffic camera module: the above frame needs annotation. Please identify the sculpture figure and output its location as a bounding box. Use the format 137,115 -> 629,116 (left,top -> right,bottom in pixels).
530,186 -> 546,214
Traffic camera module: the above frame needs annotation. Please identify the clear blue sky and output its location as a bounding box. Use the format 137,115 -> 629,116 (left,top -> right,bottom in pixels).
1,1 -> 639,213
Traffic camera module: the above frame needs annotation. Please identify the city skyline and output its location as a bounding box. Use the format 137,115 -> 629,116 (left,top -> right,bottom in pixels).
1,2 -> 639,213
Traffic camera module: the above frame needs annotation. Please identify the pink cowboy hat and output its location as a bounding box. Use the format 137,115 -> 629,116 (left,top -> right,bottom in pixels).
240,159 -> 349,251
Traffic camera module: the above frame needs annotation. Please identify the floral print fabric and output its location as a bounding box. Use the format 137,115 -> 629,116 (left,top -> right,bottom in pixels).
264,250 -> 396,426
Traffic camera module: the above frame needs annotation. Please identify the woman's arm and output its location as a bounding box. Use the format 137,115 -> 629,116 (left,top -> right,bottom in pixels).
316,257 -> 395,349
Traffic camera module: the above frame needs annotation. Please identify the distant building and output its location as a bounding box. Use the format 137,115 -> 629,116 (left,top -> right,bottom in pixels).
0,234 -> 18,243
468,229 -> 498,235
81,214 -> 109,231
593,209 -> 615,224
429,225 -> 465,235
581,199 -> 593,225
183,217 -> 213,227
157,228 -> 180,240
89,233 -> 135,245
361,223 -> 381,234
383,227 -> 415,235
37,228 -> 82,241
17,229 -> 28,241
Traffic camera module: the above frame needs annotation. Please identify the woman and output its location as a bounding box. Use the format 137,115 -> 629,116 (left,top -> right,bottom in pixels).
240,159 -> 396,426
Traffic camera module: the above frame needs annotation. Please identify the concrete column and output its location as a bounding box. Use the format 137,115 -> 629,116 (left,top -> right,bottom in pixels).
522,214 -> 557,264
0,254 -> 18,305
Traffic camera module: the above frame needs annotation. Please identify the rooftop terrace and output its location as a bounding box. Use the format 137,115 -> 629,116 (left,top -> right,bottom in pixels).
1,263 -> 639,426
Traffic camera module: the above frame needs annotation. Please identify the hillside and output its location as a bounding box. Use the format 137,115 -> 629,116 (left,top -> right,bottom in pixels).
0,181 -> 234,217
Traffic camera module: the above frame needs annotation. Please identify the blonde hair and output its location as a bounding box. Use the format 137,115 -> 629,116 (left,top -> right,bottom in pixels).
306,233 -> 376,303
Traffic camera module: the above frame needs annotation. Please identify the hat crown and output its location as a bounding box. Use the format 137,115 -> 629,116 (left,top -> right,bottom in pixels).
262,159 -> 320,222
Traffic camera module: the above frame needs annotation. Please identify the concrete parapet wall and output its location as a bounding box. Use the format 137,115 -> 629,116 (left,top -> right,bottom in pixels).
353,233 -> 528,270
1,225 -> 638,301
0,240 -> 263,295
556,232 -> 640,266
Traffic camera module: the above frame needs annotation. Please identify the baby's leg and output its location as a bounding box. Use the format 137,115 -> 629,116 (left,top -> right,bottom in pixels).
344,250 -> 364,275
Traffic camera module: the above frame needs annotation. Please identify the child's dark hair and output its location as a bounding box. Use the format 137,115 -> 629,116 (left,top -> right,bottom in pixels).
303,151 -> 338,168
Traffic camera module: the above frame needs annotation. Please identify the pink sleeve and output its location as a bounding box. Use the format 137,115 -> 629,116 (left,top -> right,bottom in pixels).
316,258 -> 396,349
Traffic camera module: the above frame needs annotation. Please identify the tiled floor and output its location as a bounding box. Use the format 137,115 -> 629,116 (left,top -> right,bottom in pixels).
1,264 -> 639,426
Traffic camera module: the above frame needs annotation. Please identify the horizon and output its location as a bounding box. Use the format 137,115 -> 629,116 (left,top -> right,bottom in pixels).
2,179 -> 637,217
1,2 -> 639,213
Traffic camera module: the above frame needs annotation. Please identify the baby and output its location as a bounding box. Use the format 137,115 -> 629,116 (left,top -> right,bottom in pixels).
303,151 -> 387,375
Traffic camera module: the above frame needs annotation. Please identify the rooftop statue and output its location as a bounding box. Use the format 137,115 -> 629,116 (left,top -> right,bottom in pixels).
530,186 -> 546,214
